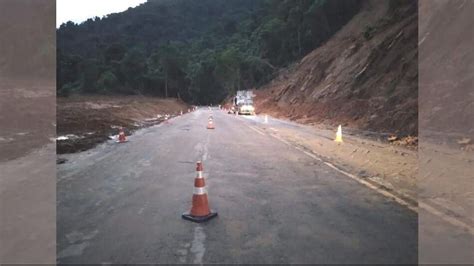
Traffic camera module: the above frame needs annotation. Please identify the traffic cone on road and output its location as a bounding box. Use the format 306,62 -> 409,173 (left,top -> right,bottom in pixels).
335,125 -> 343,143
182,161 -> 218,223
207,116 -> 215,129
117,127 -> 128,143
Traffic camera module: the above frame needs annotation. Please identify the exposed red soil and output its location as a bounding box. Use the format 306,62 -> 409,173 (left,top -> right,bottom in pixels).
253,0 -> 418,138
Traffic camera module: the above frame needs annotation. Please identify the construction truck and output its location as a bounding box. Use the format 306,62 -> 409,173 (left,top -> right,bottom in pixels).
233,90 -> 255,115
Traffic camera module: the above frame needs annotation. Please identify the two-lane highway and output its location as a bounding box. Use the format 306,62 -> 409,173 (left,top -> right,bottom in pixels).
57,107 -> 417,264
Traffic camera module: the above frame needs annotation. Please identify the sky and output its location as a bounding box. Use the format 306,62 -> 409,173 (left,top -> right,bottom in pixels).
56,0 -> 147,28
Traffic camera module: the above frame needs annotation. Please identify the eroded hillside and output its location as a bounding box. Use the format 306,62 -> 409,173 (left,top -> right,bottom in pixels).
254,0 -> 418,136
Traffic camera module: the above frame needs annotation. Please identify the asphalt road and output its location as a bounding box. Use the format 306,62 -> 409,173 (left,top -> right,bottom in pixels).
57,107 -> 417,264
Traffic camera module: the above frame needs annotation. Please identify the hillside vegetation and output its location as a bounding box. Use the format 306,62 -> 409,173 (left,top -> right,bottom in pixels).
254,0 -> 418,136
57,0 -> 361,104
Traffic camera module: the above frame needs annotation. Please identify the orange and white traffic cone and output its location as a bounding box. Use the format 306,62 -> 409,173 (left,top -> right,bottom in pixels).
207,116 -> 215,129
182,161 -> 218,223
117,127 -> 128,143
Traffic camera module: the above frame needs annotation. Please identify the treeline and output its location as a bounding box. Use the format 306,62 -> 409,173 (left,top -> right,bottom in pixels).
57,0 -> 361,104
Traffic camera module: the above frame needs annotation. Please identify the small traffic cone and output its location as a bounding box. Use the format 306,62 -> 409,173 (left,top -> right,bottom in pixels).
207,116 -> 215,129
335,125 -> 343,143
182,161 -> 218,223
117,127 -> 128,143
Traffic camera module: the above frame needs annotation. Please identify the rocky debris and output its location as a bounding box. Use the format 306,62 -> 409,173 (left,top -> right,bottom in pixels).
390,136 -> 418,147
457,137 -> 471,145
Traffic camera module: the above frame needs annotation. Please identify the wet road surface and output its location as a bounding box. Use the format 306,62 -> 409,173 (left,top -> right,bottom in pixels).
57,107 -> 417,264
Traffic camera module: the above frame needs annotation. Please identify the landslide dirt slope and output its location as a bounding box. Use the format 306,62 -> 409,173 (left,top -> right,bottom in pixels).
254,0 -> 418,137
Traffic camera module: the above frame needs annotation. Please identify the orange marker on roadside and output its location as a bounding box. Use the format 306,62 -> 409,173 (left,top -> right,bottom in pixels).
182,161 -> 218,223
117,127 -> 128,143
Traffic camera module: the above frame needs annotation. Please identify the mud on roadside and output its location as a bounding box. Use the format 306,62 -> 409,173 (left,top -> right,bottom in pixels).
57,95 -> 189,154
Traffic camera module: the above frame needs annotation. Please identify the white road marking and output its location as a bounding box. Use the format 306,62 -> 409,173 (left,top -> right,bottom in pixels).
322,160 -> 417,212
190,226 -> 206,264
247,125 -> 265,136
273,131 -> 416,210
270,131 -> 415,208
269,132 -> 291,145
203,133 -> 210,161
301,150 -> 323,162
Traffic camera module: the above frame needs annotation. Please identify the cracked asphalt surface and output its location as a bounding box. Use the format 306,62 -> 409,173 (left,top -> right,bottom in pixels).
57,107 -> 417,264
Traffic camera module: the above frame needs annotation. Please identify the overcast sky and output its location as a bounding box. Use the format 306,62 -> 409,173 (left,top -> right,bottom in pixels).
56,0 -> 147,28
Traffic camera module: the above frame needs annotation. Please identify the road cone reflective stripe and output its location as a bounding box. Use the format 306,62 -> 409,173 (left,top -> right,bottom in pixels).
207,116 -> 215,129
117,128 -> 127,143
335,125 -> 343,143
182,161 -> 218,223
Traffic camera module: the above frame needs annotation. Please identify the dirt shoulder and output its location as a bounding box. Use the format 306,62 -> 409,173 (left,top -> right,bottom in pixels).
419,140 -> 473,226
57,95 -> 190,154
252,115 -> 473,228
249,117 -> 417,205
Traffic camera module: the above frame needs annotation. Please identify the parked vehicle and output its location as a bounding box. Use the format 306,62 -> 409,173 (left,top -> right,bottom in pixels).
233,90 -> 255,115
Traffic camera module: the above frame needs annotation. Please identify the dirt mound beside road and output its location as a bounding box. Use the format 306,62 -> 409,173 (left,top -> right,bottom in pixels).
254,0 -> 418,137
57,96 -> 189,154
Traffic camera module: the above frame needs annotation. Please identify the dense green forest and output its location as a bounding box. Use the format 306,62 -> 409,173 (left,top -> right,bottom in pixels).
57,0 -> 361,104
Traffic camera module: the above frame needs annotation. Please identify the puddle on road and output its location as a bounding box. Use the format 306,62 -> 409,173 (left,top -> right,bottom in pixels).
58,242 -> 89,259
66,229 -> 99,244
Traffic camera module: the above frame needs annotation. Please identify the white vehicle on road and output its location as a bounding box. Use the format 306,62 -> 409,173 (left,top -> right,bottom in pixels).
234,90 -> 255,115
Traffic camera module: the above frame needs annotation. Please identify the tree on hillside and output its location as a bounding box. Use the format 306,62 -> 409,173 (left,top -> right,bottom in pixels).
215,47 -> 243,95
119,46 -> 147,93
57,0 -> 362,103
